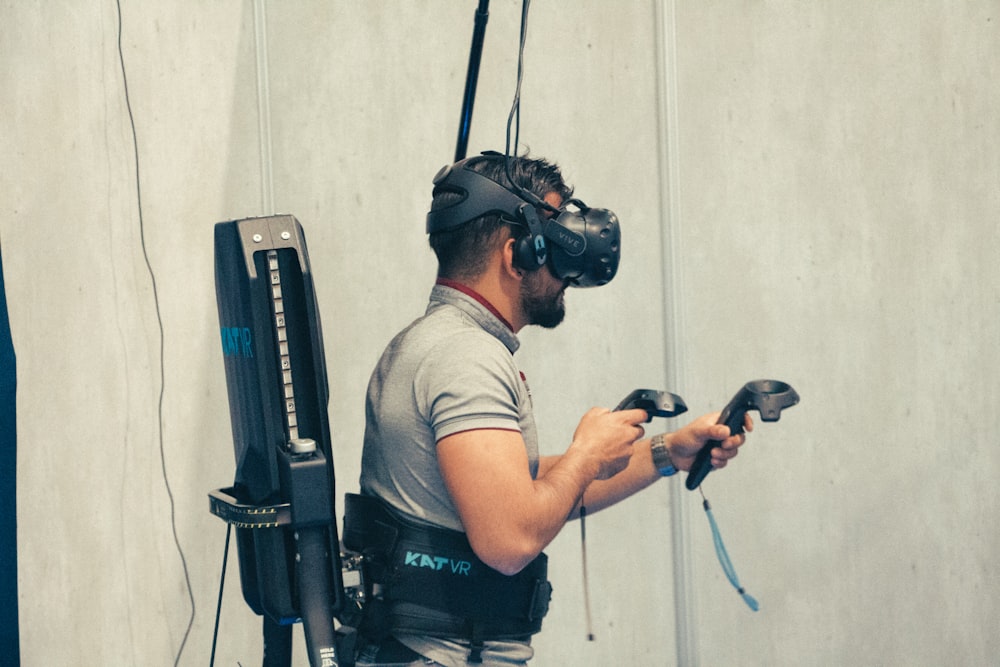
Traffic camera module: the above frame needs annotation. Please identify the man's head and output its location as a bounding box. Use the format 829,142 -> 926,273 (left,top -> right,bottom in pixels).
427,153 -> 573,283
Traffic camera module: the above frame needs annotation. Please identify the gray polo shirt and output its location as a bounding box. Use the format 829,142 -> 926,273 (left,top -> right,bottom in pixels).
360,281 -> 539,532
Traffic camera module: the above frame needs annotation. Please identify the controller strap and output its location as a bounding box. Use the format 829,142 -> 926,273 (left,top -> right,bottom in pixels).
579,505 -> 595,641
699,489 -> 759,612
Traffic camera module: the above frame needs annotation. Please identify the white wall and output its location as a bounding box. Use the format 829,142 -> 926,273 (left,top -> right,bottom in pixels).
2,1 -> 996,665
674,3 -> 1000,665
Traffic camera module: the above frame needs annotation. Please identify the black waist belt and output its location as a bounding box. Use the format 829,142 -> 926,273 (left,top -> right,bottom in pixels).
342,493 -> 552,641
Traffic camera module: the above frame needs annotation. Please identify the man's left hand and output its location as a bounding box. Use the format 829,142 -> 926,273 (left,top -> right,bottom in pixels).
666,411 -> 753,472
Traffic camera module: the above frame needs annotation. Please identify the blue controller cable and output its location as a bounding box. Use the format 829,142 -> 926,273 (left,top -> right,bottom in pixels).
700,488 -> 759,611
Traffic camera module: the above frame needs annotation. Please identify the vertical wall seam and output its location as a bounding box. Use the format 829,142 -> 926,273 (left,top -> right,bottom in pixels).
253,0 -> 275,216
653,0 -> 698,665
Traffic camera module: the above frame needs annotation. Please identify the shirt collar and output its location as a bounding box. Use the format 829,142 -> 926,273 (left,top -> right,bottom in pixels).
430,278 -> 520,354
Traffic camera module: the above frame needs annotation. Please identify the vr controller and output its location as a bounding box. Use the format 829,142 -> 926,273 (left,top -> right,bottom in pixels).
615,388 -> 688,421
685,380 -> 799,490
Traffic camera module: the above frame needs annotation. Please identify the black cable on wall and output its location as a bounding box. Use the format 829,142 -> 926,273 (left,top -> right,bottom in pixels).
115,1 -> 196,664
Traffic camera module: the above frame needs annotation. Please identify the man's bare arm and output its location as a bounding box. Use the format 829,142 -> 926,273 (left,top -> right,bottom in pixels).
436,407 -> 647,575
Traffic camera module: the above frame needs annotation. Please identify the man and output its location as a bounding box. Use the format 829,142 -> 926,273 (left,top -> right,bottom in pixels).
348,153 -> 749,667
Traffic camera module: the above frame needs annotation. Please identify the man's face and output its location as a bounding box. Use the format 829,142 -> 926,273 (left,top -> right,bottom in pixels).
519,190 -> 568,329
520,266 -> 568,329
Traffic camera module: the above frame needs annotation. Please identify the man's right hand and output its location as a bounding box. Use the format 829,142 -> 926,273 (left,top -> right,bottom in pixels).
570,407 -> 648,480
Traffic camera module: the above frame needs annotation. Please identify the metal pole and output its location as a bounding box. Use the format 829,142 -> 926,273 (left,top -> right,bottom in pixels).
454,0 -> 491,162
254,0 -> 275,216
653,0 -> 699,664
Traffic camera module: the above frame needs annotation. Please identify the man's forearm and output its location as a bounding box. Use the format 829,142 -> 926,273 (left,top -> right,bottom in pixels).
541,436 -> 665,520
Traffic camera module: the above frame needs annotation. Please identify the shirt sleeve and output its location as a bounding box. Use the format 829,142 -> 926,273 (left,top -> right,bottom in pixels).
415,329 -> 523,442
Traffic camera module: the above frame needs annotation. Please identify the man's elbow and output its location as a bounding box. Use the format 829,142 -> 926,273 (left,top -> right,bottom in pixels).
470,535 -> 543,577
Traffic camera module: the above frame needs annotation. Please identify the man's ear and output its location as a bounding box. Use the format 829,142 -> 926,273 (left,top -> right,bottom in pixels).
502,237 -> 524,279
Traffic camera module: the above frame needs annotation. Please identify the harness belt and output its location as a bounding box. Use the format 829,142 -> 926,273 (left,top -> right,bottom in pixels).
342,493 -> 552,642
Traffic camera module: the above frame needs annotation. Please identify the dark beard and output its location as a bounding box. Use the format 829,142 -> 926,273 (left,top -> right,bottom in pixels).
521,274 -> 566,329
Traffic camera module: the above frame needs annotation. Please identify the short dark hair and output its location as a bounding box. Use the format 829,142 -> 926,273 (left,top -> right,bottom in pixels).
428,153 -> 573,281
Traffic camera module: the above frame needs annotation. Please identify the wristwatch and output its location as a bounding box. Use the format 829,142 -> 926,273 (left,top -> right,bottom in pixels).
650,434 -> 678,477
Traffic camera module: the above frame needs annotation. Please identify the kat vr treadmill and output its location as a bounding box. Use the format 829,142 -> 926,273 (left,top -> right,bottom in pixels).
209,215 -> 362,667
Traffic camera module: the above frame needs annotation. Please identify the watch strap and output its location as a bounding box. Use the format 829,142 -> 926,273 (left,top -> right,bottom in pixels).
650,434 -> 678,477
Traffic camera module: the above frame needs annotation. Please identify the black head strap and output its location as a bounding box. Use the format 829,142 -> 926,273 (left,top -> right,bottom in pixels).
425,161 -> 531,234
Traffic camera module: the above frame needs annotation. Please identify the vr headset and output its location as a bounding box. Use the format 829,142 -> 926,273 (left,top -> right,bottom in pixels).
424,155 -> 621,287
